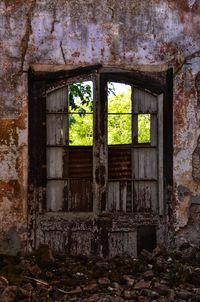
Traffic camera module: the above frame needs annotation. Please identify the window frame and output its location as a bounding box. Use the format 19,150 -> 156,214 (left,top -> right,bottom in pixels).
28,66 -> 173,218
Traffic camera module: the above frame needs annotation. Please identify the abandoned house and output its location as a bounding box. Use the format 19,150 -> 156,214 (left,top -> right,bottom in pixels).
0,0 -> 200,257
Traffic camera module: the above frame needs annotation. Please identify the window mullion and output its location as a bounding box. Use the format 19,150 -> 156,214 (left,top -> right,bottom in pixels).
93,73 -> 108,213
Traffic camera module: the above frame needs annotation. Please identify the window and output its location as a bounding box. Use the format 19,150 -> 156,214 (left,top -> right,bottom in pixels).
28,66 -> 172,256
46,80 -> 94,212
42,72 -> 163,215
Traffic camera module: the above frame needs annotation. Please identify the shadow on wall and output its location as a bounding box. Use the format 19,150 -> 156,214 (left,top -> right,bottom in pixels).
0,226 -> 24,255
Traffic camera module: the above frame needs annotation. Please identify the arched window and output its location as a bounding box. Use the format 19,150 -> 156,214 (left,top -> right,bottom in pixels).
28,66 -> 172,256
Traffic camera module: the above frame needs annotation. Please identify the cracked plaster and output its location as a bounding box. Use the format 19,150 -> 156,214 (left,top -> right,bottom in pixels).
0,0 -> 200,253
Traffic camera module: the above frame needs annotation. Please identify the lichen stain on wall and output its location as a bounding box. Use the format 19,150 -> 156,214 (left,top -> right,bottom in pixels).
0,0 -> 200,253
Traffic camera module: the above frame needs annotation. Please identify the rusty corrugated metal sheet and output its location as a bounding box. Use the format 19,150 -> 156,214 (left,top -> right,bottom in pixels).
108,146 -> 131,179
65,147 -> 93,178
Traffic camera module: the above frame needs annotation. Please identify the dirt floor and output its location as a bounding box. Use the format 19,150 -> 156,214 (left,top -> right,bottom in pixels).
0,244 -> 199,301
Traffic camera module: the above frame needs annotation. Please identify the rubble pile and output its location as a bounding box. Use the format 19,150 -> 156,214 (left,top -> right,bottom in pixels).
0,244 -> 199,301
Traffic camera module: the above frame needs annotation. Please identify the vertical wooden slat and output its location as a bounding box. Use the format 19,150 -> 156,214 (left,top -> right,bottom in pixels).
46,180 -> 65,211
109,231 -> 137,257
93,74 -> 107,213
120,181 -> 127,212
158,94 -> 164,215
151,115 -> 157,146
47,147 -> 63,178
46,87 -> 68,212
133,148 -> 157,179
46,87 -> 67,112
69,180 -> 93,212
47,114 -> 67,145
126,181 -> 133,212
107,181 -> 120,211
133,181 -> 157,212
133,88 -> 157,113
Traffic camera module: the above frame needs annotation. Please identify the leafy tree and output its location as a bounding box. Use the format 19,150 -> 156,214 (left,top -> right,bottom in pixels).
69,81 -> 93,114
108,86 -> 132,145
69,81 -> 93,145
138,114 -> 151,143
68,82 -> 150,146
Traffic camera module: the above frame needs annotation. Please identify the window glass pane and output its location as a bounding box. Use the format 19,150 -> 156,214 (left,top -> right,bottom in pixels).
108,114 -> 132,145
69,114 -> 93,146
138,114 -> 151,143
108,82 -> 131,113
69,81 -> 93,113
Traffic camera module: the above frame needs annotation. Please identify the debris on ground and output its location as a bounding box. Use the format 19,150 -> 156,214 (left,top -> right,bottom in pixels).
0,244 -> 199,301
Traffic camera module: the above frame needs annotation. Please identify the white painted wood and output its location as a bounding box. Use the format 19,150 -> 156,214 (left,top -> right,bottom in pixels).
47,180 -> 64,211
47,147 -> 63,178
133,148 -> 157,180
47,87 -> 67,112
133,88 -> 157,113
47,114 -> 67,145
158,94 -> 164,215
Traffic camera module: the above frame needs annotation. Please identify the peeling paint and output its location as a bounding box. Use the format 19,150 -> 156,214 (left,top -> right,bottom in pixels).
0,0 -> 200,254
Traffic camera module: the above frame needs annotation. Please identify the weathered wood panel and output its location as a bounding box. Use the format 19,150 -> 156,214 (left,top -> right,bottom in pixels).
70,231 -> 93,256
44,231 -> 68,253
107,181 -> 120,211
47,114 -> 67,145
46,87 -> 67,112
107,181 -> 132,212
133,88 -> 157,113
133,148 -> 157,180
68,180 -> 93,212
133,181 -> 157,212
47,147 -> 63,178
151,115 -> 158,146
120,181 -> 132,212
158,94 -> 164,215
109,231 -> 137,257
46,180 -> 66,211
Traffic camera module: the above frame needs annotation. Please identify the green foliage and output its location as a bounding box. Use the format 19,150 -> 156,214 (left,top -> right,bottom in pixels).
138,114 -> 151,143
68,82 -> 151,146
108,86 -> 132,145
69,113 -> 93,146
69,81 -> 93,145
69,81 -> 93,114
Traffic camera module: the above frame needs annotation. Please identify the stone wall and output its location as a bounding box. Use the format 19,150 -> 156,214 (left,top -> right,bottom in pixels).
0,0 -> 200,254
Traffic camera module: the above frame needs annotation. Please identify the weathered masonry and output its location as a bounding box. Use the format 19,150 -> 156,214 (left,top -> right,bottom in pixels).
0,0 -> 200,255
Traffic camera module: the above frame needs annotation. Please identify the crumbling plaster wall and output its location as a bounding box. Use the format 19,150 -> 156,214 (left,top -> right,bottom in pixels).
0,0 -> 200,254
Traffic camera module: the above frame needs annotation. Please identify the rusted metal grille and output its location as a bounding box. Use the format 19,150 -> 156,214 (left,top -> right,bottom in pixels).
64,146 -> 93,179
108,146 -> 131,179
